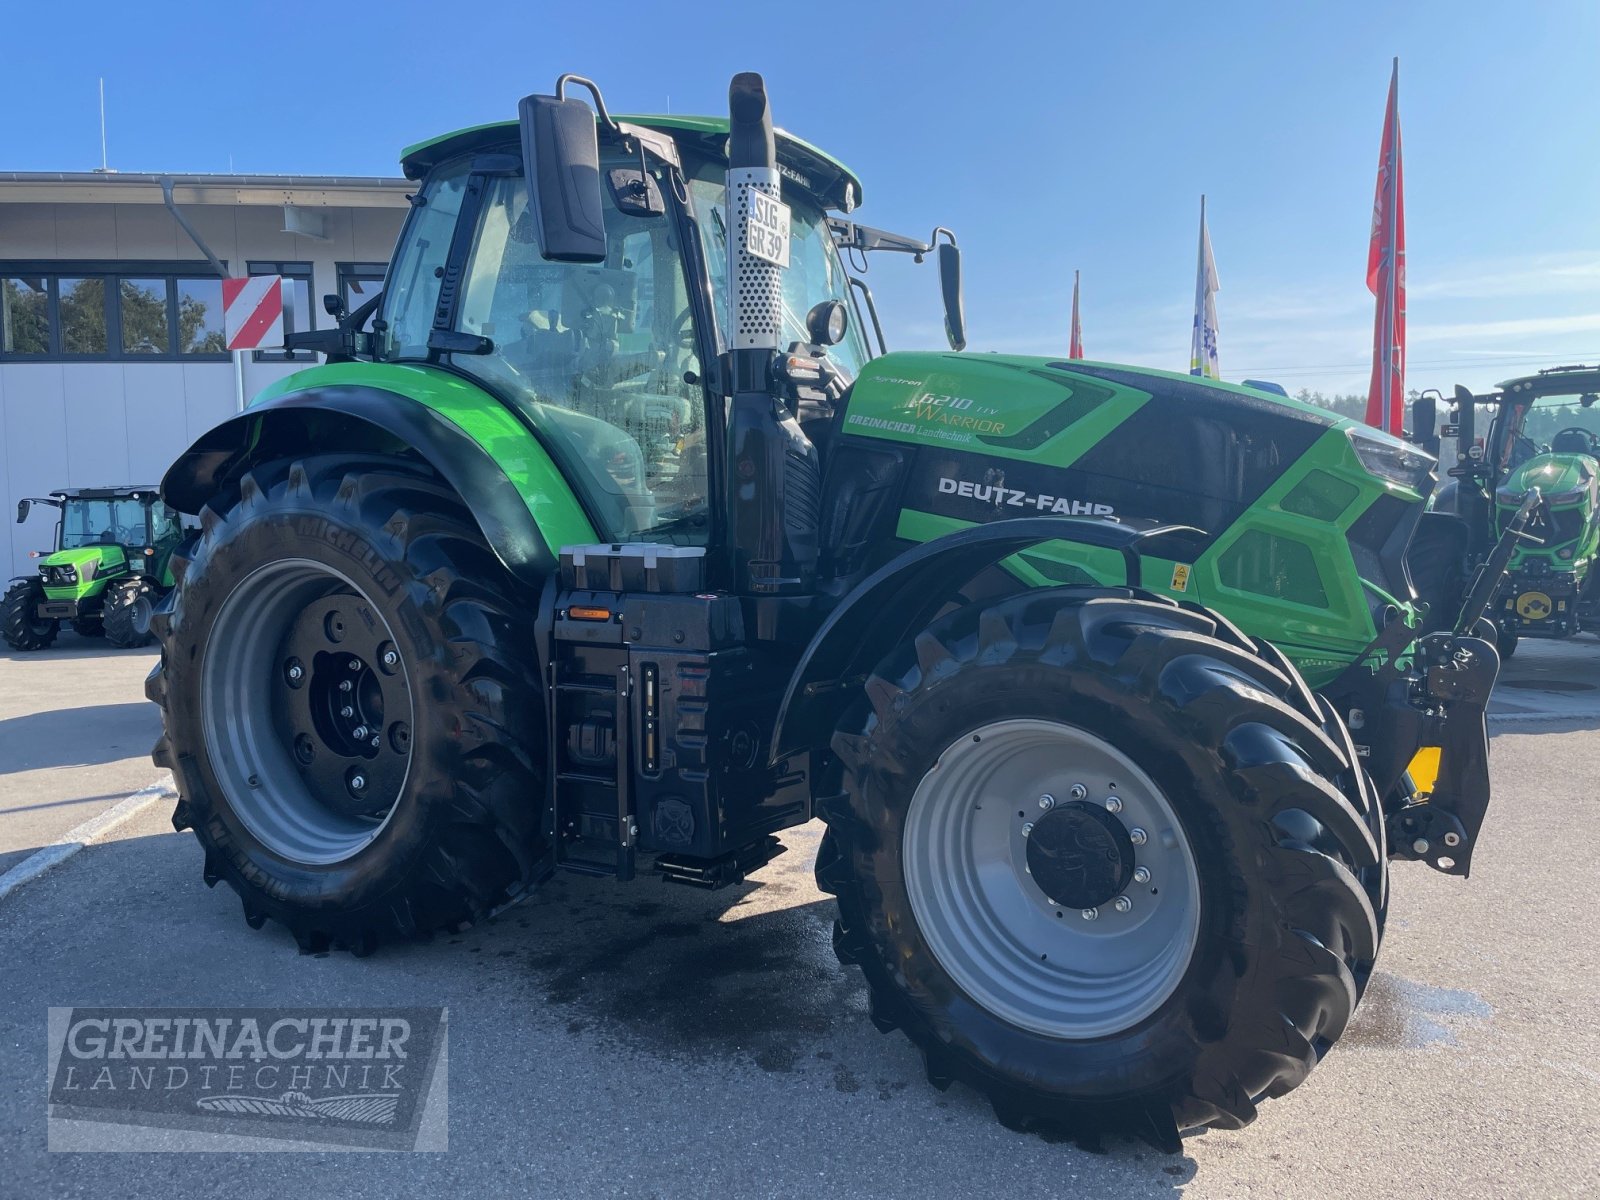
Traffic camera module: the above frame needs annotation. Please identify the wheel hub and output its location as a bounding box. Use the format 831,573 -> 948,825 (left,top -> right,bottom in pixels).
276,596 -> 408,818
1025,801 -> 1135,910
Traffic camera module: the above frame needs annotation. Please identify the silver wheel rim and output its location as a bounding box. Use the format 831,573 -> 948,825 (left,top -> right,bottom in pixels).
903,718 -> 1201,1039
200,558 -> 413,865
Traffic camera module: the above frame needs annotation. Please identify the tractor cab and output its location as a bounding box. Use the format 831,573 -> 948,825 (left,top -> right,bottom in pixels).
324,97 -> 960,555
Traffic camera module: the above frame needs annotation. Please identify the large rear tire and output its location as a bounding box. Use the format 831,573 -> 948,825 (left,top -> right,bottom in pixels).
818,589 -> 1384,1148
147,454 -> 548,953
2,579 -> 58,651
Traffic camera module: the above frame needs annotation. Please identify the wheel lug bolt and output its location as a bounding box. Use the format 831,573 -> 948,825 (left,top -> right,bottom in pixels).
1133,866 -> 1151,884
1081,908 -> 1098,921
1068,784 -> 1087,801
350,775 -> 366,791
339,680 -> 353,693
1129,827 -> 1148,845
1104,796 -> 1123,814
352,725 -> 369,740
1114,896 -> 1133,913
1021,822 -> 1034,837
348,658 -> 361,672
1038,794 -> 1055,810
371,735 -> 381,748
1412,838 -> 1430,855
286,663 -> 303,681
340,706 -> 354,719
382,650 -> 398,668
1443,831 -> 1461,847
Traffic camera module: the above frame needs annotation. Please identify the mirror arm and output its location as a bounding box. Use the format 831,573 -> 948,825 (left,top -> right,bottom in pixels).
556,74 -> 620,133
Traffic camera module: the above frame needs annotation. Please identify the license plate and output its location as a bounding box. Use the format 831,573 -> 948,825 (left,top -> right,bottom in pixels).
745,191 -> 791,268
39,602 -> 74,618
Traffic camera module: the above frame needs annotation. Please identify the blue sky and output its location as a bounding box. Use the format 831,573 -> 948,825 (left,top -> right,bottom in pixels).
5,0 -> 1597,397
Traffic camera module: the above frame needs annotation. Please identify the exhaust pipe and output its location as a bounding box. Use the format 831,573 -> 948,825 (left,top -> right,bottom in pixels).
722,72 -> 818,596
726,72 -> 783,352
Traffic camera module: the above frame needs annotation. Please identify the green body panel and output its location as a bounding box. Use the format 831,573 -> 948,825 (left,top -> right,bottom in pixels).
1496,451 -> 1600,576
847,353 -> 1425,686
255,361 -> 597,551
38,545 -> 129,603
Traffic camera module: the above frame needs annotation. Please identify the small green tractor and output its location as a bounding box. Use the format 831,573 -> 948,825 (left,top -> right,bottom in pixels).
1413,366 -> 1600,657
146,73 -> 1532,1147
4,486 -> 183,651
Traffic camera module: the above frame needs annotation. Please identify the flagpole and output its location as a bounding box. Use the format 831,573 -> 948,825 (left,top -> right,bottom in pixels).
1381,59 -> 1399,431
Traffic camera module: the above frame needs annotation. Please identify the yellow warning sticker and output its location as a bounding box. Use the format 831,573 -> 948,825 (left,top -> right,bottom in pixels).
1516,591 -> 1553,620
1170,563 -> 1192,593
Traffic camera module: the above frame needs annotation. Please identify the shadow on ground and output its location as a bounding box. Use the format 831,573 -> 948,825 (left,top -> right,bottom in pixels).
0,704 -> 161,773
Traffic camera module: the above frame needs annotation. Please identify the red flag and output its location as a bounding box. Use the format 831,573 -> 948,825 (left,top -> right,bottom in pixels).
1069,270 -> 1084,359
1366,58 -> 1406,433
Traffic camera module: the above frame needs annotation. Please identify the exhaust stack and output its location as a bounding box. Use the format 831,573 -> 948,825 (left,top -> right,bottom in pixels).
721,72 -> 819,597
726,72 -> 784,352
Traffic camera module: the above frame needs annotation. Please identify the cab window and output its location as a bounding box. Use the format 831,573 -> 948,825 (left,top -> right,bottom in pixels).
451,165 -> 711,544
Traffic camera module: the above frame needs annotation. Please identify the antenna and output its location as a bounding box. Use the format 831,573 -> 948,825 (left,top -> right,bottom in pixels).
97,78 -> 109,172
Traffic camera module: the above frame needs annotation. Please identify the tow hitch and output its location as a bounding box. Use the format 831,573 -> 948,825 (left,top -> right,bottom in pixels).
1382,489 -> 1545,876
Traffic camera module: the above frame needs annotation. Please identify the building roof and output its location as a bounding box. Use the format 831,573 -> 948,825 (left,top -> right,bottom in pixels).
0,172 -> 411,208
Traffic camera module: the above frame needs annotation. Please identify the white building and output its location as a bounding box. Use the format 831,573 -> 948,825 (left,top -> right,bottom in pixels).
0,172 -> 410,573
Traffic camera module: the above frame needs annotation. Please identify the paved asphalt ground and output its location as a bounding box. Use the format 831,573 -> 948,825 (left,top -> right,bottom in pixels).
1,632 -> 1597,1197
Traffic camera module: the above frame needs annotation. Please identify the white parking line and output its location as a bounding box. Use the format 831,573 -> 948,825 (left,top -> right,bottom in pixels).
0,776 -> 175,903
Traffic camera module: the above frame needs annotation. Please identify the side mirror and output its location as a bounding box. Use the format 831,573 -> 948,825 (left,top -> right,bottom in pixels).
518,87 -> 607,264
16,499 -> 29,524
1410,394 -> 1440,456
934,230 -> 966,352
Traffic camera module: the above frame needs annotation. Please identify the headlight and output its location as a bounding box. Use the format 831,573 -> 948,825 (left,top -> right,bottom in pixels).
1347,427 -> 1434,491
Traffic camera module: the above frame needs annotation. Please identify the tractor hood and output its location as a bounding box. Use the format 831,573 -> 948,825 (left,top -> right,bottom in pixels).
40,544 -> 127,573
1498,451 -> 1598,506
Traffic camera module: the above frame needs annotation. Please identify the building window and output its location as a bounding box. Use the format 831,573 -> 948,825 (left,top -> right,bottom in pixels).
338,262 -> 386,331
0,261 -> 230,362
248,261 -> 315,363
1,277 -> 50,355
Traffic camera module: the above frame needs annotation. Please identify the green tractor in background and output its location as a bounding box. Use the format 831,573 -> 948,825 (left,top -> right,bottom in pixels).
144,72 -> 1536,1147
3,486 -> 184,651
1414,365 -> 1600,657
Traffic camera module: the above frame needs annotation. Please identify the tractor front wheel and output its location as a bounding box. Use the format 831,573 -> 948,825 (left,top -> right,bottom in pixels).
147,454 -> 548,954
1,579 -> 58,651
818,589 -> 1383,1148
104,579 -> 156,649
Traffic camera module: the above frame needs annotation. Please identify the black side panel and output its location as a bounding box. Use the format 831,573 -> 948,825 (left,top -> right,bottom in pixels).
160,385 -> 555,587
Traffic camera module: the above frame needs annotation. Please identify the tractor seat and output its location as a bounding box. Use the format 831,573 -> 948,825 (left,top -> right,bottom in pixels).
1551,430 -> 1593,455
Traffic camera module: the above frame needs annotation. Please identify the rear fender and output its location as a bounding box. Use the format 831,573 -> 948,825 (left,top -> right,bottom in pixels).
769,517 -> 1200,763
161,383 -> 595,589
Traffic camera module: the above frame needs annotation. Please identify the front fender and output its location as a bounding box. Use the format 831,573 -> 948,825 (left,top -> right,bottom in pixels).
161,381 -> 595,589
769,517 -> 1198,763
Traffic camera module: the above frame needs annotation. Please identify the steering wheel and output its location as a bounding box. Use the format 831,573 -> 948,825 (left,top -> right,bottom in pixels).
1551,427 -> 1600,455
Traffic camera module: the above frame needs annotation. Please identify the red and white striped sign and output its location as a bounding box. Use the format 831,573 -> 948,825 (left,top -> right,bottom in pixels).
222,275 -> 285,351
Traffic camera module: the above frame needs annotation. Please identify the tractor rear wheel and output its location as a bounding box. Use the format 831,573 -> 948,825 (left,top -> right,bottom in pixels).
147,454 -> 548,953
71,616 -> 104,638
818,589 -> 1383,1148
1,579 -> 57,651
104,579 -> 156,649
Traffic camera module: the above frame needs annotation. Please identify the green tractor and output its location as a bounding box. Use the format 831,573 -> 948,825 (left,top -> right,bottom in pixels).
1413,366 -> 1600,657
146,73 -> 1531,1147
4,486 -> 184,651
